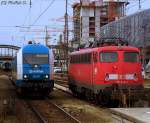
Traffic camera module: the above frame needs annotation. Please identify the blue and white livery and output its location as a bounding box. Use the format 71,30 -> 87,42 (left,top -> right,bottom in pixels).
12,43 -> 54,96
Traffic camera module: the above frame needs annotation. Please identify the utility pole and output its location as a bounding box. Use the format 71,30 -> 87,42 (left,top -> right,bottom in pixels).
45,26 -> 49,46
28,0 -> 32,27
65,0 -> 69,45
139,0 -> 141,10
64,0 -> 69,72
30,0 -> 32,8
143,24 -> 147,68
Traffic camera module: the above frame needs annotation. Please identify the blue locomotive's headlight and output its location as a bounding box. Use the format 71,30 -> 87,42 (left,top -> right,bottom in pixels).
34,64 -> 38,68
24,74 -> 28,79
45,75 -> 49,79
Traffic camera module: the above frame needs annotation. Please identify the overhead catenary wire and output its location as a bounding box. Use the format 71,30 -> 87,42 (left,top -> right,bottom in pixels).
30,0 -> 56,26
19,0 -> 55,45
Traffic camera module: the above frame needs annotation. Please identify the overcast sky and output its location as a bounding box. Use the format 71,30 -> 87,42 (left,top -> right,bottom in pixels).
0,0 -> 149,47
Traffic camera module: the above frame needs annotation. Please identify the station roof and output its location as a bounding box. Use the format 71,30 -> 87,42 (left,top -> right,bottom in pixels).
0,56 -> 14,60
0,45 -> 20,50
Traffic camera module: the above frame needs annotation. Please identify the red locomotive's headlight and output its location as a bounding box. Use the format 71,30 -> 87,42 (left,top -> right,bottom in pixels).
125,73 -> 137,80
105,74 -> 118,81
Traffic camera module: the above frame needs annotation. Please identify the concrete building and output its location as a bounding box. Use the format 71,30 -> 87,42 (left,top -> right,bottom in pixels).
72,0 -> 128,47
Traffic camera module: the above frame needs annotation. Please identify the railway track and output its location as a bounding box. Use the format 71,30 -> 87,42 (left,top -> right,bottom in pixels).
54,84 -> 150,123
26,99 -> 81,123
54,73 -> 68,87
26,101 -> 47,123
1,74 -> 149,123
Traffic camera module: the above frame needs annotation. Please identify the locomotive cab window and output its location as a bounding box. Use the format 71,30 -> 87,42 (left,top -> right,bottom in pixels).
70,53 -> 91,64
124,52 -> 139,62
100,52 -> 118,62
23,54 -> 49,64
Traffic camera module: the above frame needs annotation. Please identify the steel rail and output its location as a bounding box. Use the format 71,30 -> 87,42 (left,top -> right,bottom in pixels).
46,99 -> 81,123
26,102 -> 47,123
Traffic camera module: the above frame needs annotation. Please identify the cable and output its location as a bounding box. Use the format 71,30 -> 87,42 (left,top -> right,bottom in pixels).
30,0 -> 56,26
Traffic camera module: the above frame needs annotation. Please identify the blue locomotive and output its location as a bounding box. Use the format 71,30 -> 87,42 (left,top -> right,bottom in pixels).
11,43 -> 54,96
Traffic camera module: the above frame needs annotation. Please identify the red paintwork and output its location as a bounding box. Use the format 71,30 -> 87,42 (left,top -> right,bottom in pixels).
69,46 -> 143,87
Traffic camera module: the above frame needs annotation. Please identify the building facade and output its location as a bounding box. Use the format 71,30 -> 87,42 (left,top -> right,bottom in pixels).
72,0 -> 128,47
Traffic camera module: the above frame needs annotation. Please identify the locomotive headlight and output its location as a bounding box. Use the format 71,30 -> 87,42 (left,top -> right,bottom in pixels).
105,74 -> 118,81
34,64 -> 38,68
24,75 -> 28,79
125,74 -> 137,80
45,75 -> 49,79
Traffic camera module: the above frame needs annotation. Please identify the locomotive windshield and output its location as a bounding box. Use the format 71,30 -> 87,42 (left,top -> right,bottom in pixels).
23,54 -> 49,64
100,52 -> 118,62
124,52 -> 139,62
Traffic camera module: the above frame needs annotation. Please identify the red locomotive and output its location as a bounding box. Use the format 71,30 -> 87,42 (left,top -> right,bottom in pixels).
68,39 -> 143,106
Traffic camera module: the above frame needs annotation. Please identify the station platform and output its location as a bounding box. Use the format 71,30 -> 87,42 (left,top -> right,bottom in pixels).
54,83 -> 71,93
110,108 -> 150,123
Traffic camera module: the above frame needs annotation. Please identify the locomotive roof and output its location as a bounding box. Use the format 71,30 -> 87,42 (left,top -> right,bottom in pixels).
70,46 -> 139,55
22,44 -> 49,54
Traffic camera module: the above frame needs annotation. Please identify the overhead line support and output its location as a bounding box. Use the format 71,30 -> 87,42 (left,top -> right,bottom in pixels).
65,0 -> 69,73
